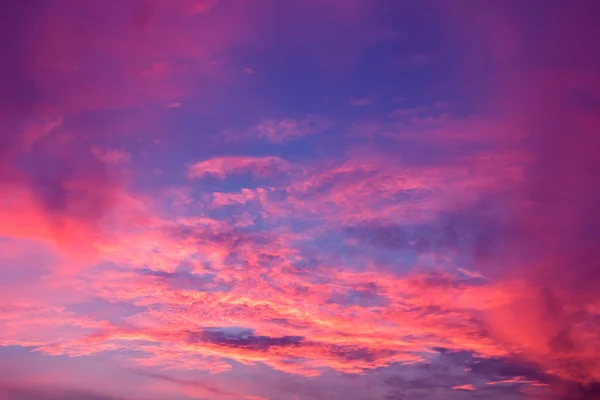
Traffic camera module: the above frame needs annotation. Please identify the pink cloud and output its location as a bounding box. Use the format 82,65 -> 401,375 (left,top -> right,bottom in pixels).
188,156 -> 291,179
452,384 -> 476,391
251,117 -> 332,143
7,0 -> 258,114
436,0 -> 600,386
91,147 -> 131,165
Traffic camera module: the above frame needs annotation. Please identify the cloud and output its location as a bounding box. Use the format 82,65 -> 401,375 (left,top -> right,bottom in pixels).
452,384 -> 475,391
188,156 -> 291,179
0,0 -> 258,114
350,96 -> 376,107
91,147 -> 131,165
437,0 -> 600,389
242,117 -> 332,143
132,369 -> 240,398
1,0 -> 599,399
193,329 -> 304,351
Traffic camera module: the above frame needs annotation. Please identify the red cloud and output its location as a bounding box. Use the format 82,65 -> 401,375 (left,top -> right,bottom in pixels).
452,384 -> 475,391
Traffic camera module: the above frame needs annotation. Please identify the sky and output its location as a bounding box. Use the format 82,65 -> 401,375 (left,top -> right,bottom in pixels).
1,0 -> 599,399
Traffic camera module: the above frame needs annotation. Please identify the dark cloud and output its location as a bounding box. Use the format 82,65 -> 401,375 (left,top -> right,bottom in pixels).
0,1 -> 118,225
344,196 -> 519,267
0,1 -> 43,120
137,265 -> 231,292
326,286 -> 389,308
381,2 -> 600,392
561,382 -> 600,400
191,328 -> 304,351
435,349 -> 548,383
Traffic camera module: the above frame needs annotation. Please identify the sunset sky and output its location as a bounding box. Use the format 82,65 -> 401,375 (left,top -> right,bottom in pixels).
1,1 -> 599,399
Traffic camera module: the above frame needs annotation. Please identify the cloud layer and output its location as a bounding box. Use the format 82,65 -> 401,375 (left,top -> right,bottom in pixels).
1,1 -> 598,399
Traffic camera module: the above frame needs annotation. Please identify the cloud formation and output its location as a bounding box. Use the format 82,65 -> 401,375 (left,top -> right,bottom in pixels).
1,1 -> 598,399
188,156 -> 291,179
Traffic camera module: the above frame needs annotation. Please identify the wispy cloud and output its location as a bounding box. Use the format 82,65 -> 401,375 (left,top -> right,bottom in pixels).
188,156 -> 291,179
228,117 -> 333,144
91,147 -> 131,165
452,384 -> 476,391
350,95 -> 376,107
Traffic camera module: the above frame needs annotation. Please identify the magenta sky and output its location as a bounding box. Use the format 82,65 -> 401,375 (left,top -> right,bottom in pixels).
1,1 -> 600,399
